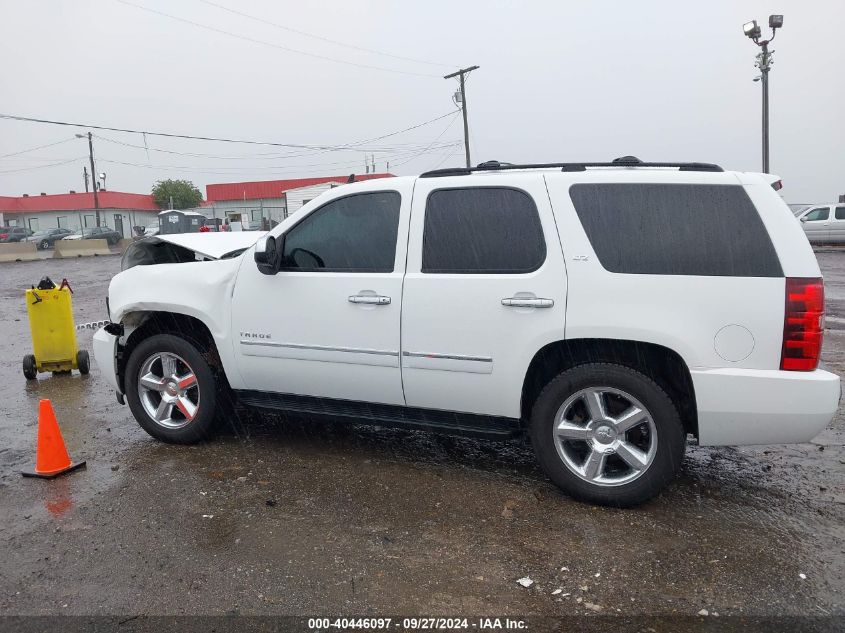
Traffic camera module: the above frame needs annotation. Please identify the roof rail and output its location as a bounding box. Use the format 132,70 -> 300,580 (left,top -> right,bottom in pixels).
420,156 -> 724,178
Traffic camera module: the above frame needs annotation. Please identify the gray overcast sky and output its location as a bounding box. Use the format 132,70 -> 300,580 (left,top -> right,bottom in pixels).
1,0 -> 843,202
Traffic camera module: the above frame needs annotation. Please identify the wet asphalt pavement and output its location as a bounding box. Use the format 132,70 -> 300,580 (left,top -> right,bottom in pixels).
0,252 -> 843,624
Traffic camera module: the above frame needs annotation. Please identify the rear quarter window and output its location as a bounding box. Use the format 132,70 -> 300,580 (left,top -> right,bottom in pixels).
569,183 -> 783,277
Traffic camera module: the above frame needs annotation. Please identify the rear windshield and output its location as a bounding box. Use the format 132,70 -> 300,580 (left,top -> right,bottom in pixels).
569,183 -> 782,277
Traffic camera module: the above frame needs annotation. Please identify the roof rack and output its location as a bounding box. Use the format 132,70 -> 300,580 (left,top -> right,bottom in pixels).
420,156 -> 724,178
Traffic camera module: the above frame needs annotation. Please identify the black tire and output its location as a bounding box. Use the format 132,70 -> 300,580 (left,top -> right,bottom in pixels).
23,354 -> 37,380
76,350 -> 90,375
125,334 -> 218,444
529,362 -> 685,507
39,239 -> 49,250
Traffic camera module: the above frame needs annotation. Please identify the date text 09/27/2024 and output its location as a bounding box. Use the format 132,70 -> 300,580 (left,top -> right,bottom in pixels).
307,618 -> 527,630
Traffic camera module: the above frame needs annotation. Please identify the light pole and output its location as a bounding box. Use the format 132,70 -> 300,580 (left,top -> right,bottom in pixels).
99,172 -> 107,191
742,15 -> 783,174
76,132 -> 101,226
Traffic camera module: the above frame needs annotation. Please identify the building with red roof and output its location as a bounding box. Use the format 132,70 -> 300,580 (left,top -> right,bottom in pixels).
0,172 -> 395,236
0,190 -> 160,237
204,173 -> 394,225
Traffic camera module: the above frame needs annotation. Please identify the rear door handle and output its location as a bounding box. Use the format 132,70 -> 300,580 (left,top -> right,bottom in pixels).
348,295 -> 391,305
502,297 -> 554,308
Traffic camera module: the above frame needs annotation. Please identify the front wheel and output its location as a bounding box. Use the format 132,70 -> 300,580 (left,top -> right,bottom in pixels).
39,239 -> 50,250
530,363 -> 685,507
125,334 -> 218,443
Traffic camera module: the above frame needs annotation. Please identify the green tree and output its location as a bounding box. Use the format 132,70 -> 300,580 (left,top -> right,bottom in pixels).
152,179 -> 203,210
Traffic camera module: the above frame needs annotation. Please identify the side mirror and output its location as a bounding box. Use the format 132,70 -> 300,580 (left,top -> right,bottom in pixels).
800,216 -> 808,222
254,235 -> 281,275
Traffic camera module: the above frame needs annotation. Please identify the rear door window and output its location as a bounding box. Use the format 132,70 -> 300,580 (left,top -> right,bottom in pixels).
569,183 -> 782,277
422,187 -> 546,274
835,207 -> 845,220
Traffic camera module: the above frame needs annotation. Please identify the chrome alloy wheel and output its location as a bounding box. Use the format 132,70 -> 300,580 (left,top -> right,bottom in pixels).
553,387 -> 658,487
137,352 -> 200,429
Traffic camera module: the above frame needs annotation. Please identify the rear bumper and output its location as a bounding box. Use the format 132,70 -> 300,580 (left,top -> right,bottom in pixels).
93,327 -> 120,393
693,367 -> 841,445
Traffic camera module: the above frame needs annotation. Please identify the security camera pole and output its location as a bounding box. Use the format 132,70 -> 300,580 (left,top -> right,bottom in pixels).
76,132 -> 101,226
742,15 -> 783,174
444,65 -> 480,168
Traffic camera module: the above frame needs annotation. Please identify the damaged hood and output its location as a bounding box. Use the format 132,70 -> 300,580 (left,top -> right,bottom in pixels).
154,231 -> 267,259
121,232 -> 267,270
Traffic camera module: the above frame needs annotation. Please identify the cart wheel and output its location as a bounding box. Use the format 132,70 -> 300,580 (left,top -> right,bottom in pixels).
23,355 -> 37,380
77,350 -> 90,375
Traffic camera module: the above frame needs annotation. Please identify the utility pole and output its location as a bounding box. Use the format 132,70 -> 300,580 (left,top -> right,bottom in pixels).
743,16 -> 782,174
87,132 -> 101,226
444,65 -> 479,168
77,132 -> 101,226
83,166 -> 89,193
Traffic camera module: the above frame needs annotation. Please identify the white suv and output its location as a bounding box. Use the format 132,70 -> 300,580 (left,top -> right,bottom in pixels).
93,158 -> 840,506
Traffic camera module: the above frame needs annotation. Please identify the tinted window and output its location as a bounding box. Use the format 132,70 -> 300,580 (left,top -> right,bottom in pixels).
281,191 -> 400,272
835,207 -> 845,220
569,183 -> 782,277
804,207 -> 830,221
422,187 -> 546,274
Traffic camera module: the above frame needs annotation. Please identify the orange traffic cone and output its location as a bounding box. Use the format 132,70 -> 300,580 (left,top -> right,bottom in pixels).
21,399 -> 86,479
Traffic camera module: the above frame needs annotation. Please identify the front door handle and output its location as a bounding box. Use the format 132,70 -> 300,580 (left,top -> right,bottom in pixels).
502,297 -> 554,308
349,295 -> 391,305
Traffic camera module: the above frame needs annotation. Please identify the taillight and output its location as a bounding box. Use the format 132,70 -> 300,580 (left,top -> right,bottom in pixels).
780,277 -> 824,371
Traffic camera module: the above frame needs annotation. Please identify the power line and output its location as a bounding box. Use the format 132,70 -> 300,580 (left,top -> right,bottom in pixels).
391,113 -> 462,168
0,111 -> 460,152
198,0 -> 452,69
115,0 -> 440,78
429,148 -> 462,170
0,137 -> 76,159
0,156 -> 85,174
97,142 -> 462,175
93,132 -> 460,160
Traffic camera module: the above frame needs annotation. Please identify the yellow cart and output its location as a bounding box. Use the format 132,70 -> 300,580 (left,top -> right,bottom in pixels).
23,278 -> 89,379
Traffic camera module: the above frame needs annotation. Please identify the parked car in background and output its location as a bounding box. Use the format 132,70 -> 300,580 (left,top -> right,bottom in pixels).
789,203 -> 813,217
62,226 -> 122,246
204,218 -> 224,232
797,203 -> 845,243
0,226 -> 34,242
24,227 -> 73,249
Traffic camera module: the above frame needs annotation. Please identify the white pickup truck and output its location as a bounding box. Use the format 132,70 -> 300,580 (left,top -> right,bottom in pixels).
94,158 -> 840,506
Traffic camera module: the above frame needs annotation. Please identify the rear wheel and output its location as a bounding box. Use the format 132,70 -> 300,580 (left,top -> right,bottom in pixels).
23,354 -> 37,380
125,334 -> 218,443
39,239 -> 50,250
530,363 -> 685,507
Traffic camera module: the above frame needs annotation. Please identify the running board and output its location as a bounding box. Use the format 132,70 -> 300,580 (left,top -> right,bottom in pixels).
235,390 -> 521,439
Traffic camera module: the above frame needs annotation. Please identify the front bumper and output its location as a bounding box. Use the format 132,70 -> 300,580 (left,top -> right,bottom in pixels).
693,367 -> 841,446
92,327 -> 120,394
